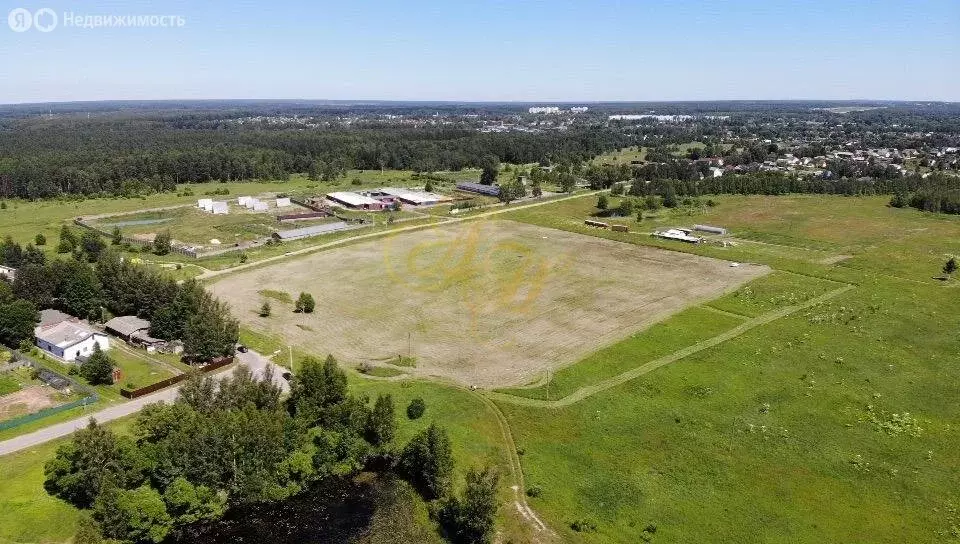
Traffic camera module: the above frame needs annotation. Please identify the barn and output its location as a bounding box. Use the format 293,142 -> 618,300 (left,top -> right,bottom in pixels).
327,191 -> 385,210
456,182 -> 500,197
272,221 -> 352,241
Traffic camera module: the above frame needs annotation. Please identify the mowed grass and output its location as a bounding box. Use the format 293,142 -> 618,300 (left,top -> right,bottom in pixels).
499,306 -> 744,401
108,346 -> 180,391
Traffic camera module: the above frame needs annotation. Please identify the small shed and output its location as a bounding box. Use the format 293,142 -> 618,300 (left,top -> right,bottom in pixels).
104,316 -> 151,341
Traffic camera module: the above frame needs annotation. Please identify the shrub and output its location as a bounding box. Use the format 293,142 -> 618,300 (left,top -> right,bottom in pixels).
406,397 -> 426,419
525,485 -> 542,498
570,518 -> 598,533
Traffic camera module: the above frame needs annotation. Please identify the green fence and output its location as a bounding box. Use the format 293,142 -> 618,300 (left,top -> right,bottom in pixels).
0,356 -> 99,432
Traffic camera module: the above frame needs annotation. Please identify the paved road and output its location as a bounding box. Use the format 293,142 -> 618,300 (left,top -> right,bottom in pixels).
236,349 -> 291,395
0,350 -> 285,457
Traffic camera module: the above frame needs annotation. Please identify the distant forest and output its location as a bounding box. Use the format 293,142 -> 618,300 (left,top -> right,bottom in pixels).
0,107 -> 628,198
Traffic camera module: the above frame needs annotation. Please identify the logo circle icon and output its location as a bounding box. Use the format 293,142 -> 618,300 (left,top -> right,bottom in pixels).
8,7 -> 33,32
33,7 -> 57,32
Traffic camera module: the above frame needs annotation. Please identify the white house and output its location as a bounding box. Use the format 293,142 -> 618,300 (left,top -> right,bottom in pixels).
35,320 -> 110,362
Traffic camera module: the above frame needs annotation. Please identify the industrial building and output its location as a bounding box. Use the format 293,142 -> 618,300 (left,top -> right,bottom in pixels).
272,221 -> 352,241
326,191 -> 385,210
456,182 -> 500,197
371,187 -> 447,206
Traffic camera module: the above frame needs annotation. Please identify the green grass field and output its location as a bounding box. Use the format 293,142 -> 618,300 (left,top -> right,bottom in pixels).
488,193 -> 960,542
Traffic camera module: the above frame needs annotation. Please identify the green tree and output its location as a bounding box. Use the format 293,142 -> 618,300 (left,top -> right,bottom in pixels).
289,355 -> 348,425
0,299 -> 38,348
162,477 -> 227,528
58,225 -> 77,254
407,397 -> 426,420
73,513 -> 103,544
111,226 -> 122,245
479,156 -> 499,185
80,345 -> 114,385
531,180 -> 543,198
44,420 -> 145,508
96,484 -> 172,544
295,292 -> 316,313
35,233 -> 47,246
22,243 -> 46,266
260,301 -> 272,317
643,194 -> 661,211
56,259 -> 103,320
944,257 -> 957,276
662,185 -> 678,208
80,230 -> 106,262
440,466 -> 500,544
558,173 -> 576,193
617,198 -> 634,217
399,423 -> 453,500
596,194 -> 608,210
424,179 -> 435,192
153,230 -> 172,256
365,394 -> 396,446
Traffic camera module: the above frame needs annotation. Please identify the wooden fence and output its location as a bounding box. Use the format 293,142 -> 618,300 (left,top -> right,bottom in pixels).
119,356 -> 234,399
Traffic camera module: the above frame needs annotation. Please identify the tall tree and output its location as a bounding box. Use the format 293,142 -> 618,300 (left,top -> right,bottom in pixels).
80,345 -> 114,386
365,394 -> 396,446
0,299 -> 38,348
399,423 -> 454,500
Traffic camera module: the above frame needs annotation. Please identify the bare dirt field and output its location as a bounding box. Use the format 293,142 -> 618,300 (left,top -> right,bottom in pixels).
0,386 -> 62,421
211,219 -> 769,387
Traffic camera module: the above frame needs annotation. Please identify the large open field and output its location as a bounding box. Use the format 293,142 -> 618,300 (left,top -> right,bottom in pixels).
210,219 -> 767,387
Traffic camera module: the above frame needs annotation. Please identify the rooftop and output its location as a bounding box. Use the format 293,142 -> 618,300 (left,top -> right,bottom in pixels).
273,221 -> 351,240
327,191 -> 381,207
376,187 -> 447,204
104,316 -> 150,337
35,320 -> 101,349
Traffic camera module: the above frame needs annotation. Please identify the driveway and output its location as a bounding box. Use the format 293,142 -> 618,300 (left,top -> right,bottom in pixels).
0,349 -> 288,457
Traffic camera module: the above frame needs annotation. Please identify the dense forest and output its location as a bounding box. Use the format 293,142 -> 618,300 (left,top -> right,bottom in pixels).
0,110 -> 628,198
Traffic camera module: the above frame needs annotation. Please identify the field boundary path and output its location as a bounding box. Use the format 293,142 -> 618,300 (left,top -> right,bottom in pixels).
487,284 -> 855,409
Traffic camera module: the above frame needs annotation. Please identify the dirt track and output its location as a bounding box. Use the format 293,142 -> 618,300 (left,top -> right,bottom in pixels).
211,220 -> 768,387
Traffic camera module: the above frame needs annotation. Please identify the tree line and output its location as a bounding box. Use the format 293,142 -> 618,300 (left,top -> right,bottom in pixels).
0,115 -> 629,198
3,245 -> 237,362
46,356 -> 499,544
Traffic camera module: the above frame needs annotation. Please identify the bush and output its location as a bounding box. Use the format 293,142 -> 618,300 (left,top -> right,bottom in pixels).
295,292 -> 316,313
407,397 -> 426,419
570,518 -> 598,533
259,301 -> 271,317
525,485 -> 542,498
35,233 -> 46,246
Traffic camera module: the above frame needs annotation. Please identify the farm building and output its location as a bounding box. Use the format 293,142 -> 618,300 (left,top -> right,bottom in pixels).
653,228 -> 703,244
238,196 -> 252,206
373,187 -> 447,206
0,264 -> 16,281
456,182 -> 500,197
276,197 -> 292,207
272,221 -> 351,241
38,309 -> 73,328
211,201 -> 229,215
104,316 -> 150,340
35,319 -> 110,362
197,198 -> 213,211
693,224 -> 728,235
327,191 -> 385,210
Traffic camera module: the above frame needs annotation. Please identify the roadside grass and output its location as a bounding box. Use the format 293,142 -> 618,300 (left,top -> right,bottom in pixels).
498,306 -> 744,401
497,278 -> 960,543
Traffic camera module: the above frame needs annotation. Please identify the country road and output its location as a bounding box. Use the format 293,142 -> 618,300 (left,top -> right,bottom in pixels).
0,350 -> 290,457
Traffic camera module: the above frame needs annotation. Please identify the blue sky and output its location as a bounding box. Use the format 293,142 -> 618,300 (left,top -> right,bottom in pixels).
1,0 -> 958,103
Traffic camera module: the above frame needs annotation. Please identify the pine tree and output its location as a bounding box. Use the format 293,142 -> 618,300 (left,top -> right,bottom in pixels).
80,345 -> 114,385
